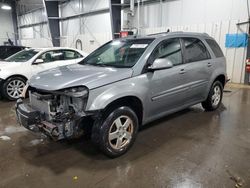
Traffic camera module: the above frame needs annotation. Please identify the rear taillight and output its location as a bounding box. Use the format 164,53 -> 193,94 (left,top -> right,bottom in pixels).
246,65 -> 250,72
246,59 -> 250,73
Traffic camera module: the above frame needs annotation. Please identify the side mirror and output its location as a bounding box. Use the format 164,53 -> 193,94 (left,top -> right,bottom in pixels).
148,58 -> 173,71
33,59 -> 44,65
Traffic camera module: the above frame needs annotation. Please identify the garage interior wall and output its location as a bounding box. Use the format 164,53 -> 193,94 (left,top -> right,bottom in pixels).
123,0 -> 249,83
18,8 -> 53,47
0,10 -> 14,45
59,0 -> 112,53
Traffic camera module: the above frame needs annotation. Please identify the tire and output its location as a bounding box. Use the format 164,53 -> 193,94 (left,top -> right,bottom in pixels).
91,106 -> 139,158
202,81 -> 223,111
2,76 -> 26,101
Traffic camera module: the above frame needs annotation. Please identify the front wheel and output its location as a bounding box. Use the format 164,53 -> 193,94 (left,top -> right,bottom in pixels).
2,77 -> 26,101
91,106 -> 139,158
202,81 -> 223,111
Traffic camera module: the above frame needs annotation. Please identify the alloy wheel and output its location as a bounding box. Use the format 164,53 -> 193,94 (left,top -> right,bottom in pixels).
108,115 -> 134,150
6,80 -> 25,99
211,85 -> 221,107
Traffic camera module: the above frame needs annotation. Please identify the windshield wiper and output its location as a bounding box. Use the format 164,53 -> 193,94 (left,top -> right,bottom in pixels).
81,63 -> 130,68
95,64 -> 109,67
83,63 -> 109,67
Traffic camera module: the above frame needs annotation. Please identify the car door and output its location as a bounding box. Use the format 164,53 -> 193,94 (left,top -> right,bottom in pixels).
31,50 -> 60,76
146,38 -> 191,119
181,37 -> 212,102
55,50 -> 85,66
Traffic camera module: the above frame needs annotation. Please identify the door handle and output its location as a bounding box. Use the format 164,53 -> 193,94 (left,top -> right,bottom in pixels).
179,69 -> 186,74
207,62 -> 212,67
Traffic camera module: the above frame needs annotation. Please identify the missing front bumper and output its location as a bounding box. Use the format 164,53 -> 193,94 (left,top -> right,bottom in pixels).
15,99 -> 87,140
16,99 -> 41,132
16,99 -> 64,140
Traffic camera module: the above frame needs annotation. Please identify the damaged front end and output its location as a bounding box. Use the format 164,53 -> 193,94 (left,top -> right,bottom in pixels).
16,86 -> 92,140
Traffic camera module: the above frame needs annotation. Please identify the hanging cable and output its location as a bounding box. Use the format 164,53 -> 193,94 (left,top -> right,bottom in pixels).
75,39 -> 83,50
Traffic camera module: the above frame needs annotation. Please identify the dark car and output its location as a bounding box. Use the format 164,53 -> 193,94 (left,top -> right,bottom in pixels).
0,45 -> 26,60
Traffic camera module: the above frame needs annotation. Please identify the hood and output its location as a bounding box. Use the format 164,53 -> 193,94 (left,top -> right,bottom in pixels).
0,60 -> 21,67
29,64 -> 133,91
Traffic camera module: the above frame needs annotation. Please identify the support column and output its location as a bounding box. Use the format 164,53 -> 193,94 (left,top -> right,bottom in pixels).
110,0 -> 121,39
44,0 -> 60,47
11,1 -> 18,45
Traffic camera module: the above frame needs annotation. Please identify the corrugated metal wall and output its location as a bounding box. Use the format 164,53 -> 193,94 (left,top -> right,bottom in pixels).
59,0 -> 112,53
18,8 -> 53,47
18,0 -> 112,51
123,0 -> 248,29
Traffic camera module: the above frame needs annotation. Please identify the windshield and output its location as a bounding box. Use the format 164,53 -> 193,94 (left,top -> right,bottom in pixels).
5,49 -> 39,62
80,38 -> 154,68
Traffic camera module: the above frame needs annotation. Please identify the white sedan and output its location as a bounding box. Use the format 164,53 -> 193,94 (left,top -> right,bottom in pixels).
0,47 -> 88,100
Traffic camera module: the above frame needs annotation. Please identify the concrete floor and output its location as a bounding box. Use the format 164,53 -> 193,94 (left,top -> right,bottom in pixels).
0,85 -> 250,188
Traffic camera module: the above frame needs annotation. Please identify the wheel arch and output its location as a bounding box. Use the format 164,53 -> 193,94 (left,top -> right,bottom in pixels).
102,96 -> 144,126
214,74 -> 226,87
5,74 -> 28,82
204,73 -> 226,100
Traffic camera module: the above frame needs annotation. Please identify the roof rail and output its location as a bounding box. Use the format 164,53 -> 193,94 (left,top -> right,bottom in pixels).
203,32 -> 210,36
147,29 -> 170,36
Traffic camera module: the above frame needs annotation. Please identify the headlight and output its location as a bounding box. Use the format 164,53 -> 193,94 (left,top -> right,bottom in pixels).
62,86 -> 88,98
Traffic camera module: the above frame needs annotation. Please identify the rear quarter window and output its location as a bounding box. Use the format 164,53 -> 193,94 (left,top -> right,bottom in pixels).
205,39 -> 224,58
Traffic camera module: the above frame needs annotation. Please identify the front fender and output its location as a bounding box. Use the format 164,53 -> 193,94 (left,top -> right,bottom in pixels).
85,76 -> 148,111
0,70 -> 13,80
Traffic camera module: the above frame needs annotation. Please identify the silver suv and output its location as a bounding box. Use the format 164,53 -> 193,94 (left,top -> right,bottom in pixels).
16,32 -> 227,157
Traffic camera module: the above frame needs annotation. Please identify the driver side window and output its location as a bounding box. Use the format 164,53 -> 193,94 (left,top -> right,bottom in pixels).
149,38 -> 183,66
38,51 -> 57,63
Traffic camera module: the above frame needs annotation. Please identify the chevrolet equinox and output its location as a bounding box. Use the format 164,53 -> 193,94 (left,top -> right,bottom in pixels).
16,32 -> 227,157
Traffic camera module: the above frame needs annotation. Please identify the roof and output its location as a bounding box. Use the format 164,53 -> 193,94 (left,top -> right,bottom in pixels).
122,31 -> 212,40
30,47 -> 79,51
27,47 -> 88,56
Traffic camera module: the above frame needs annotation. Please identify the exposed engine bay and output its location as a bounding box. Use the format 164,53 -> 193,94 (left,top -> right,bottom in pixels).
16,86 -> 92,140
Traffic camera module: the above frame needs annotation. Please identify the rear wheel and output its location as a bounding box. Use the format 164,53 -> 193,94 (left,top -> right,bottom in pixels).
2,76 -> 26,101
91,106 -> 139,158
202,81 -> 223,111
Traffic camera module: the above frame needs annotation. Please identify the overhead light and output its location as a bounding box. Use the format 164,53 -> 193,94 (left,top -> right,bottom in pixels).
1,4 -> 11,10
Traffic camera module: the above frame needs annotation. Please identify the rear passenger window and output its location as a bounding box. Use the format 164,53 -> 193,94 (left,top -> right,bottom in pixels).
205,39 -> 224,58
62,50 -> 83,60
183,38 -> 210,63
